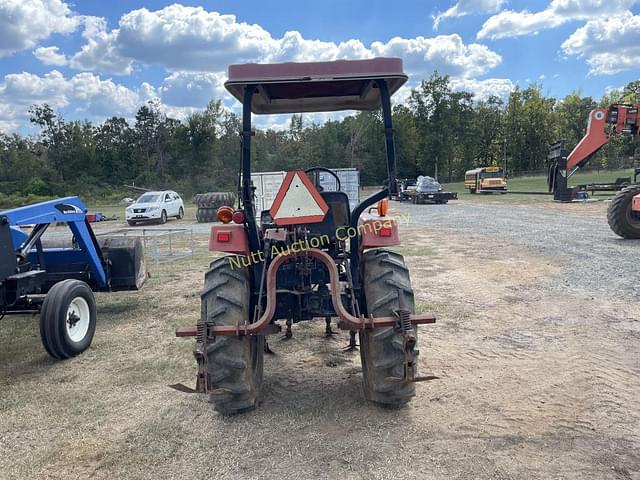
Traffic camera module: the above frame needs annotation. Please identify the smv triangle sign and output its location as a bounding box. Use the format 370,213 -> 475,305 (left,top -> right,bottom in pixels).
270,171 -> 329,226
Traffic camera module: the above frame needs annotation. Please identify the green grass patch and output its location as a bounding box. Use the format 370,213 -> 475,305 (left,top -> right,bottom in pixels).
437,168 -> 634,204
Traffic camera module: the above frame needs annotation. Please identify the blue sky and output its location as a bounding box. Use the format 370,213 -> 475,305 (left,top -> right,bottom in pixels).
0,0 -> 638,132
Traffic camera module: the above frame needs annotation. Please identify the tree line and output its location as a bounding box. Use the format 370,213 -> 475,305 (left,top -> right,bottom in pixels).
1,73 -> 638,204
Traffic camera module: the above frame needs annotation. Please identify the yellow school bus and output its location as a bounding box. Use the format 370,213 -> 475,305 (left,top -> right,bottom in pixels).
464,166 -> 508,193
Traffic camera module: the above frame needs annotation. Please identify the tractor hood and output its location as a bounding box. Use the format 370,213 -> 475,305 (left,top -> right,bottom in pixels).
225,58 -> 408,114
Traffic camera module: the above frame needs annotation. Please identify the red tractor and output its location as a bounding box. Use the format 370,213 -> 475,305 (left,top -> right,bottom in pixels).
175,58 -> 436,414
547,104 -> 640,237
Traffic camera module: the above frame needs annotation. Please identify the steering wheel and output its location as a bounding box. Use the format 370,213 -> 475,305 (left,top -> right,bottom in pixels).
304,167 -> 341,192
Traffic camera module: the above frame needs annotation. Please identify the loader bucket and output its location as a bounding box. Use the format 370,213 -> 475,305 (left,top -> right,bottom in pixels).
98,236 -> 147,290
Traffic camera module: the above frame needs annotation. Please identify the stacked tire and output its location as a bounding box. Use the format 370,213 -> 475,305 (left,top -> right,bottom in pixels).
194,192 -> 236,223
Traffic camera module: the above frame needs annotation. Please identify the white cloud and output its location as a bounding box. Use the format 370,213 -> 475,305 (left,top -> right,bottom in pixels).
70,73 -> 143,116
477,0 -> 637,39
0,4 -> 515,130
434,0 -> 507,29
33,46 -> 67,66
69,17 -> 133,75
267,31 -> 372,63
371,34 -> 501,78
65,4 -> 502,82
604,85 -> 624,95
561,12 -> 640,75
0,119 -> 19,132
158,72 -> 227,108
68,5 -> 276,75
0,103 -> 19,132
0,70 -> 148,131
0,0 -> 79,57
0,71 -> 70,107
450,77 -> 515,100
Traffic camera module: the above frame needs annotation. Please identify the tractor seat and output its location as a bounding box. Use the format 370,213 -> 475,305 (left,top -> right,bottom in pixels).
307,191 -> 350,240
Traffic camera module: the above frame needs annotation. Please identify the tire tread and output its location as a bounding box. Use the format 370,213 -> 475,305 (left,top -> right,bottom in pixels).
359,249 -> 417,407
200,257 -> 263,414
607,185 -> 640,239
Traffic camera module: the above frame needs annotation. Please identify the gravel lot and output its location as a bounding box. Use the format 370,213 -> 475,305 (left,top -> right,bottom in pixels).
1,197 -> 639,479
403,200 -> 640,300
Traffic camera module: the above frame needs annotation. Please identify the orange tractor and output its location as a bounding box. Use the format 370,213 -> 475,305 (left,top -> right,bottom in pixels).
547,104 -> 640,237
174,58 -> 436,414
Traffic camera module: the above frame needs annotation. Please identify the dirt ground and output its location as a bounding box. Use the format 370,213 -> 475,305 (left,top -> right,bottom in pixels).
1,198 -> 639,480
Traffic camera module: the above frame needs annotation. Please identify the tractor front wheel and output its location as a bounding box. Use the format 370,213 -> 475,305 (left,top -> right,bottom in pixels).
359,249 -> 417,407
607,185 -> 640,239
39,279 -> 97,359
199,257 -> 264,414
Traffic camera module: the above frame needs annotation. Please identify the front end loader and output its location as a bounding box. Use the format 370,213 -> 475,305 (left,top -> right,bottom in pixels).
175,58 -> 436,414
0,197 -> 146,359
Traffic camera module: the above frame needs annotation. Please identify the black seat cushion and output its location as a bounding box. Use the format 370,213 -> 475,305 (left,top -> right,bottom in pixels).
307,191 -> 350,240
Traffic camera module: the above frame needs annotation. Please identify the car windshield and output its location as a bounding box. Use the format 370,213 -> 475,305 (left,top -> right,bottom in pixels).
137,193 -> 161,203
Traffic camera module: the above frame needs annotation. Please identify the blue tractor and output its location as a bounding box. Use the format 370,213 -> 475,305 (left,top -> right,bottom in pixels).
0,196 -> 146,359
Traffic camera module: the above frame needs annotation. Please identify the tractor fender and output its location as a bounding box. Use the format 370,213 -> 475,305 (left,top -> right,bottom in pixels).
209,224 -> 250,255
358,213 -> 400,248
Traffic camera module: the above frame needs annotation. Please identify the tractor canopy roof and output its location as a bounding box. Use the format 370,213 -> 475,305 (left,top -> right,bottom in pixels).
225,57 -> 407,114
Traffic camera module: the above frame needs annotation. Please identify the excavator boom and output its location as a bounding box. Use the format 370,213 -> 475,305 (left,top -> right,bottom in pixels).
567,104 -> 640,176
548,104 -> 639,201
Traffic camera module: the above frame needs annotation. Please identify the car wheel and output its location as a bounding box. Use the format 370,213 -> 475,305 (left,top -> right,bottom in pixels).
177,207 -> 184,219
159,210 -> 167,224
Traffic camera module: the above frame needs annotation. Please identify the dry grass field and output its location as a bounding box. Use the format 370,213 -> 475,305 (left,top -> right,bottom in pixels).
1,197 -> 639,479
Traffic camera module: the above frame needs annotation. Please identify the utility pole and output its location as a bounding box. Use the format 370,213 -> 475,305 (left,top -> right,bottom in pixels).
503,137 -> 507,177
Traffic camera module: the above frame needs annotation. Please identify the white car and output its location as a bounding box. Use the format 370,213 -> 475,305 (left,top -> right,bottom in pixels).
125,191 -> 184,226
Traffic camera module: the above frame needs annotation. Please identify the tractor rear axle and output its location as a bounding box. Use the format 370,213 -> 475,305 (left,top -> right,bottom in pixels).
175,248 -> 435,338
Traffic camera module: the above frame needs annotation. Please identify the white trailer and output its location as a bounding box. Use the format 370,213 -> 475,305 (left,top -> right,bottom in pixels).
251,168 -> 360,215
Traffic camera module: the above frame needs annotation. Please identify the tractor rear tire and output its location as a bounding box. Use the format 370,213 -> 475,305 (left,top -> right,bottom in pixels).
40,279 -> 97,359
200,257 -> 264,414
607,185 -> 640,239
359,249 -> 417,407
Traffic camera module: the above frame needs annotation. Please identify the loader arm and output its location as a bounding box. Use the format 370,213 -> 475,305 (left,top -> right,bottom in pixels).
567,104 -> 640,177
0,196 -> 146,292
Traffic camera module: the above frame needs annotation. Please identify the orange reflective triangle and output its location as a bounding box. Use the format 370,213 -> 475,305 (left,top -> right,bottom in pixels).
270,171 -> 329,225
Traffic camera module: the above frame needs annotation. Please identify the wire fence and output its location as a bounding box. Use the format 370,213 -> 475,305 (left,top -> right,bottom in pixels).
95,227 -> 194,265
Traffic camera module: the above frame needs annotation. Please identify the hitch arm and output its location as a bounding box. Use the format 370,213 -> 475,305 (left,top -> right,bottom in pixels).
176,248 -> 435,337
